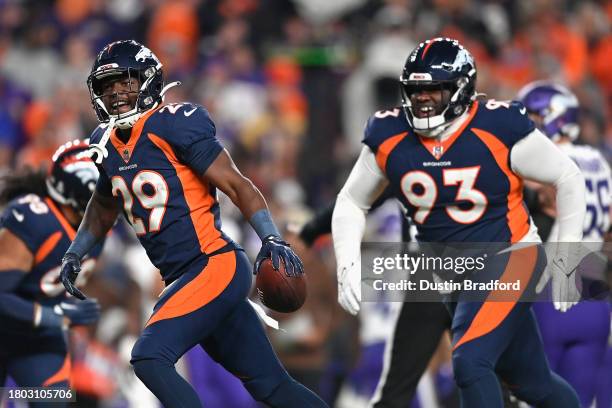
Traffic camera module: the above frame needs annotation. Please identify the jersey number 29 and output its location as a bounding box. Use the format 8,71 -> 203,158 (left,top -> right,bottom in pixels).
111,171 -> 169,235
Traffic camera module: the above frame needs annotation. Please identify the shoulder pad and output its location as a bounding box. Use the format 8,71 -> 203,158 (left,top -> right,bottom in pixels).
88,124 -> 108,145
0,195 -> 57,254
363,108 -> 409,153
472,100 -> 535,147
152,103 -> 216,147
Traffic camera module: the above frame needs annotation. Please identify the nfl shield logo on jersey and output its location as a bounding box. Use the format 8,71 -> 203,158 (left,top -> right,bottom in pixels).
433,145 -> 444,158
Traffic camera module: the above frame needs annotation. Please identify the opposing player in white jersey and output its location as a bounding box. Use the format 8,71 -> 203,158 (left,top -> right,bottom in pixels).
518,81 -> 611,407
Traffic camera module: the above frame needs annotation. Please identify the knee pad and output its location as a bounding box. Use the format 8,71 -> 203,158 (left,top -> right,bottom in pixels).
452,352 -> 494,388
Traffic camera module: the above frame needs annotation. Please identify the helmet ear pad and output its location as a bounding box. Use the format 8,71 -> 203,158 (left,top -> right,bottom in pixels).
136,67 -> 164,112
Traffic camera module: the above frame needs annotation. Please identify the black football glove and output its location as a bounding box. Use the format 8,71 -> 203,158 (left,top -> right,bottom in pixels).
255,235 -> 304,277
58,298 -> 101,326
60,252 -> 86,300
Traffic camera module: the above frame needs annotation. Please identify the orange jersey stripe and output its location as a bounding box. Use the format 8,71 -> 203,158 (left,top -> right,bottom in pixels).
375,132 -> 408,173
45,198 -> 76,240
471,128 -> 530,242
110,106 -> 160,163
146,251 -> 236,327
34,231 -> 62,265
42,354 -> 71,386
418,101 -> 479,160
452,245 -> 538,350
147,133 -> 227,254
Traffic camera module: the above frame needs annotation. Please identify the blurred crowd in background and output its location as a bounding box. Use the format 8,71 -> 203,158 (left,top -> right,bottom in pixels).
0,0 -> 611,407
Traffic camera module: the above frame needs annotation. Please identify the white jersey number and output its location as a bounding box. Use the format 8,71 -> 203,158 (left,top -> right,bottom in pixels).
112,171 -> 169,235
401,167 -> 487,224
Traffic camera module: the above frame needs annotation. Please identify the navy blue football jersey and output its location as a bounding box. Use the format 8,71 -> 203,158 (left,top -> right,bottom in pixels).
0,194 -> 102,305
363,100 -> 535,242
90,103 -> 237,283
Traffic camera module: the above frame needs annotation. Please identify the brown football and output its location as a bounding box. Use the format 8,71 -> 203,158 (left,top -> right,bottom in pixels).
256,258 -> 306,313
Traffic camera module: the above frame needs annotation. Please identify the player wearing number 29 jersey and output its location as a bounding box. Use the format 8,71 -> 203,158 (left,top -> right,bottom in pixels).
332,38 -> 585,407
90,102 -> 237,283
61,40 -> 326,408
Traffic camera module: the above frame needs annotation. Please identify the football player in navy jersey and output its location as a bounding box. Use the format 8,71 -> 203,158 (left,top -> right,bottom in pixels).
0,140 -> 101,403
332,38 -> 584,407
518,81 -> 611,407
59,40 -> 327,408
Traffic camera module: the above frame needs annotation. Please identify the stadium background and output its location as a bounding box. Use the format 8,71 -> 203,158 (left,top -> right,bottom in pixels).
0,0 -> 610,407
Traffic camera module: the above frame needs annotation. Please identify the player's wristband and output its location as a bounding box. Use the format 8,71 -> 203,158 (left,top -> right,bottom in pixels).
66,229 -> 98,259
250,209 -> 281,241
35,304 -> 65,329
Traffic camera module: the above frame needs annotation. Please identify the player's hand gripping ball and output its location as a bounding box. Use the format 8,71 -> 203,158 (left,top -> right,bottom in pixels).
256,258 -> 307,313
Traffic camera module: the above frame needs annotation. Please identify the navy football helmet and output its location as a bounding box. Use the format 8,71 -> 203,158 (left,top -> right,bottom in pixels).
87,40 -> 164,129
400,38 -> 477,136
516,81 -> 580,142
46,139 -> 99,215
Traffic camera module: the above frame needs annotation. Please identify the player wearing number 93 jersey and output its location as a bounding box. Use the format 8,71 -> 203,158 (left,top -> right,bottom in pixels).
0,140 -> 102,401
332,38 -> 586,407
59,40 -> 327,408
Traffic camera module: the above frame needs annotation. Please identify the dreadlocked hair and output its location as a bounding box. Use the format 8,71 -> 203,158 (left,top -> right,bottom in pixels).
0,168 -> 48,205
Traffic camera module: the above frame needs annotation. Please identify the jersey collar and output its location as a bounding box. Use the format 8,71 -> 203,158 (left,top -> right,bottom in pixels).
418,101 -> 479,160
110,106 -> 161,163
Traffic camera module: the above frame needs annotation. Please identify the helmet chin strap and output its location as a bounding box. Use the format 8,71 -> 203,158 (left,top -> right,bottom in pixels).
416,107 -> 472,140
415,119 -> 453,138
88,116 -> 116,164
88,81 -> 182,164
409,80 -> 470,139
412,104 -> 453,138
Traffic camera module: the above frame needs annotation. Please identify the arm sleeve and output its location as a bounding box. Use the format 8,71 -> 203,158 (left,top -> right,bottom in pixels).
332,147 -> 389,266
0,293 -> 35,325
510,129 -> 586,241
173,105 -> 223,174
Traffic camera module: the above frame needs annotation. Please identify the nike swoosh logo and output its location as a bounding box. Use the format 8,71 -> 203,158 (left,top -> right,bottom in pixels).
520,107 -> 526,115
12,209 -> 24,222
184,107 -> 197,117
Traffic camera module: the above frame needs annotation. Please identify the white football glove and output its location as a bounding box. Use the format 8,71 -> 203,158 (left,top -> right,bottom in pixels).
551,247 -> 580,312
537,242 -> 580,312
337,260 -> 361,315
